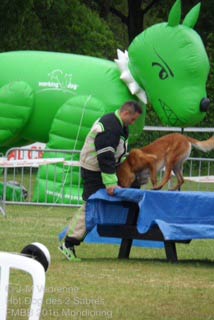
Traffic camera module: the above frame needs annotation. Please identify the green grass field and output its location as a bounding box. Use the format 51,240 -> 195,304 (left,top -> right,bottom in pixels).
0,205 -> 214,320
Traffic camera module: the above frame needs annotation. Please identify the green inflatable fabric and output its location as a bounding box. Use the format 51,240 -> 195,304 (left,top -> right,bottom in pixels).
0,181 -> 27,202
0,52 -> 144,149
127,0 -> 210,126
0,0 -> 210,204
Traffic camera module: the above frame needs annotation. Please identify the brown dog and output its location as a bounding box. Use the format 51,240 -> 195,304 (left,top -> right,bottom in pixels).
117,133 -> 214,190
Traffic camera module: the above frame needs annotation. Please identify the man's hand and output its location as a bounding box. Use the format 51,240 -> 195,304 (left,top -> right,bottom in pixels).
106,186 -> 121,196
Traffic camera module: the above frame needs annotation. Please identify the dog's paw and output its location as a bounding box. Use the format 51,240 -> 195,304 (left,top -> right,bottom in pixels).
151,185 -> 162,190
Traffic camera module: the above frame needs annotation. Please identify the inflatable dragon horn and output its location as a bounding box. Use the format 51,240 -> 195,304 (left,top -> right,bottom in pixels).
115,0 -> 210,126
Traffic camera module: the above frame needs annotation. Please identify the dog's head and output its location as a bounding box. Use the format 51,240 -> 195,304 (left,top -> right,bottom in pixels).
117,149 -> 157,188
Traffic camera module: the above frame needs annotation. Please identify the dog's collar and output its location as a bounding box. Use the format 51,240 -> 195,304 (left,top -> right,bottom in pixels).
114,49 -> 147,104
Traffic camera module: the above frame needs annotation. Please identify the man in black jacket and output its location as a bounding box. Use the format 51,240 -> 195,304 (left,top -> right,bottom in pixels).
59,101 -> 143,261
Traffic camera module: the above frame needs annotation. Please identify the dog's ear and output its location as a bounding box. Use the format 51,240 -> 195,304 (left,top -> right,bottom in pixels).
140,151 -> 157,164
128,149 -> 157,171
128,149 -> 142,167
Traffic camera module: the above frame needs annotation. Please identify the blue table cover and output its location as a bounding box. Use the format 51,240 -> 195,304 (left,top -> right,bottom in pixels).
85,188 -> 214,244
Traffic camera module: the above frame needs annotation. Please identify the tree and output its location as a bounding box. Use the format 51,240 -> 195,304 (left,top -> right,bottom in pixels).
0,0 -> 43,51
0,0 -> 118,59
83,0 -> 161,43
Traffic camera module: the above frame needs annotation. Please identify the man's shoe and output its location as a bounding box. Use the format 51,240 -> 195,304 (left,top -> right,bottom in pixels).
58,243 -> 81,262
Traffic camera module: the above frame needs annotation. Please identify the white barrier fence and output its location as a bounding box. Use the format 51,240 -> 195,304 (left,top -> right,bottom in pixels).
0,148 -> 82,215
0,147 -> 214,215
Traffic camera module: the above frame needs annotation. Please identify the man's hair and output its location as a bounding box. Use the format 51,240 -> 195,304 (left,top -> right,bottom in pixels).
120,101 -> 143,114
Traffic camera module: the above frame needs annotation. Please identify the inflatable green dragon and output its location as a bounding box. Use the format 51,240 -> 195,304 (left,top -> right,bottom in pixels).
0,0 -> 210,203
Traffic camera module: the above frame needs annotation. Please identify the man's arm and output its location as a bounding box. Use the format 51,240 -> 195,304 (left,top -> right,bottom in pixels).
95,131 -> 120,194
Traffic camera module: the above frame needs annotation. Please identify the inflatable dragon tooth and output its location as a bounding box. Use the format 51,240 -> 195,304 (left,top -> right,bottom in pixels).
0,0 -> 210,204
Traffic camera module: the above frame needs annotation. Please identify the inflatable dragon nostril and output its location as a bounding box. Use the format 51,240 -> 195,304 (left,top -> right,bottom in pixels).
200,98 -> 210,112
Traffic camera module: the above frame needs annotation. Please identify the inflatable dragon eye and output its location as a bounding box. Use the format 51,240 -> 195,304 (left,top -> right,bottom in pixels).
116,0 -> 210,127
152,55 -> 174,81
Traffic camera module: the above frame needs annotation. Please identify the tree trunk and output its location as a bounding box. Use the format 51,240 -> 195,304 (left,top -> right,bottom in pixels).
127,0 -> 144,42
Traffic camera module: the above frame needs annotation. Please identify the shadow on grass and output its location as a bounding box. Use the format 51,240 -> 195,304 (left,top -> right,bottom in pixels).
82,257 -> 214,266
170,258 -> 214,266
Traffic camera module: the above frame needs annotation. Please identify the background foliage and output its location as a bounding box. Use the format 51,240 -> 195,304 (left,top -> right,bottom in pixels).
0,0 -> 213,129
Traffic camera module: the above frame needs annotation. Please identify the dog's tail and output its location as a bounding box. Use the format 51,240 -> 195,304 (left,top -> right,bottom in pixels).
187,136 -> 214,152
